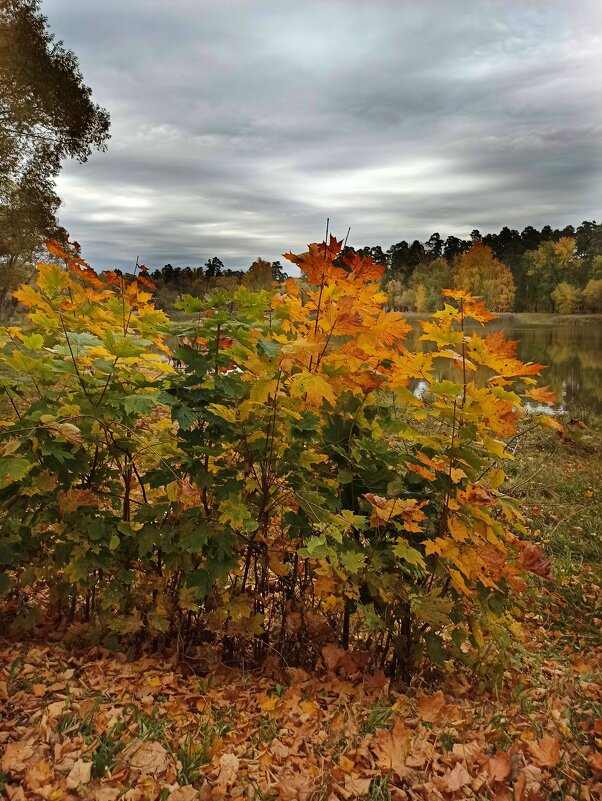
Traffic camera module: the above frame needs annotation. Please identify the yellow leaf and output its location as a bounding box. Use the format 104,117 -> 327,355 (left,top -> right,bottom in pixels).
289,370 -> 335,408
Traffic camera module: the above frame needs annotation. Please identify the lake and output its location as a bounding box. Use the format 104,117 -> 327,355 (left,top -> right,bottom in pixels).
405,314 -> 602,415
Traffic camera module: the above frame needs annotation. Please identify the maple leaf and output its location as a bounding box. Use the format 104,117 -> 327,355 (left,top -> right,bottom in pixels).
517,541 -> 551,579
289,369 -> 335,408
25,759 -> 53,792
488,750 -> 512,782
1,740 -> 34,772
343,775 -> 372,796
528,735 -> 561,768
525,386 -> 557,405
416,690 -> 446,723
588,751 -> 602,777
434,761 -> 472,793
283,237 -> 344,284
341,250 -> 385,282
322,643 -> 346,671
275,767 -> 314,801
407,462 -> 436,481
371,721 -> 411,775
167,788 -> 198,801
58,488 -> 100,516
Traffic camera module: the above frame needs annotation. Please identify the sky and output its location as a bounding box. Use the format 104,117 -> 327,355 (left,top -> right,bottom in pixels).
43,0 -> 602,272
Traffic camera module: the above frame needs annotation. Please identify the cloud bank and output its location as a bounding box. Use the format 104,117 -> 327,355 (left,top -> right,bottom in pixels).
43,0 -> 602,270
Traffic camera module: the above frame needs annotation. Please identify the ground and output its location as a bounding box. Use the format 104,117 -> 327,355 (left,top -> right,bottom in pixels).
1,418 -> 600,801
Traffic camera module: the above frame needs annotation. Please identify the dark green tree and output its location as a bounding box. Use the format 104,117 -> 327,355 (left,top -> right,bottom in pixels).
204,257 -> 224,278
0,0 -> 110,312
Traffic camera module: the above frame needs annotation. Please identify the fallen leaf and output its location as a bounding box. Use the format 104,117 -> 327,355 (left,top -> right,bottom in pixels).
322,643 -> 345,671
269,738 -> 291,761
275,767 -> 314,800
1,741 -> 34,773
435,762 -> 471,793
90,789 -> 120,801
168,787 -> 199,801
416,690 -> 446,722
129,741 -> 169,775
217,752 -> 239,787
25,759 -> 53,790
344,774 -> 372,795
588,751 -> 602,776
488,750 -> 512,782
528,735 -> 560,768
66,759 -> 92,789
371,721 -> 411,774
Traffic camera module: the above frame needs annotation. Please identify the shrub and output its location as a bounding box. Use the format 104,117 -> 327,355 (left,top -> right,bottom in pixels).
0,238 -> 554,678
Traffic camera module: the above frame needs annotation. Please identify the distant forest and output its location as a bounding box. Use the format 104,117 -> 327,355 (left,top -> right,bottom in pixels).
149,220 -> 602,314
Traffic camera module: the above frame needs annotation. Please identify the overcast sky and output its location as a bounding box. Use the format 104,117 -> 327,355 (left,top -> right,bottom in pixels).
43,0 -> 601,272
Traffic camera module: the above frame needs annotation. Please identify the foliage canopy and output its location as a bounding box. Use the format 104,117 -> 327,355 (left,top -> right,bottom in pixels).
0,239 -> 555,678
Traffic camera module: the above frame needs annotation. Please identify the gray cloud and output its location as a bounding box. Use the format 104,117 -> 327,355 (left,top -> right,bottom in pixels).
42,0 -> 602,271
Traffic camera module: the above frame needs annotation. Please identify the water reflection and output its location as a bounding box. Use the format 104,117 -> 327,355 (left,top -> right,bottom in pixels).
405,317 -> 602,414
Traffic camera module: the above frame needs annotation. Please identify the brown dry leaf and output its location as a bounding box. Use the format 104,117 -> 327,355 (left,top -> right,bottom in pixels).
66,759 -> 92,789
46,700 -> 66,718
517,542 -> 551,579
521,764 -> 543,795
488,750 -> 512,782
58,487 -> 100,515
338,755 -> 355,773
129,741 -> 169,775
372,720 -> 411,774
1,740 -> 34,773
4,786 -> 26,801
90,789 -> 120,801
24,759 -> 53,790
416,690 -> 446,723
435,762 -> 472,793
217,752 -> 239,787
31,683 -> 46,698
275,767 -> 314,801
588,751 -> 602,776
451,742 -> 481,761
168,787 -> 199,801
269,738 -> 292,761
528,735 -> 561,768
343,774 -> 373,796
493,786 -> 513,801
337,650 -> 369,676
322,643 -> 345,671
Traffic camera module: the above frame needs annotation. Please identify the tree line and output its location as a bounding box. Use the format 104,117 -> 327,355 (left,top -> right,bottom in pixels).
149,221 -> 602,315
371,222 -> 602,313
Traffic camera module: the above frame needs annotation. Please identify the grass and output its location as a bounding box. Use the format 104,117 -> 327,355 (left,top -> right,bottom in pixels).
175,725 -> 215,785
89,721 -> 127,779
360,699 -> 394,735
509,411 -> 602,645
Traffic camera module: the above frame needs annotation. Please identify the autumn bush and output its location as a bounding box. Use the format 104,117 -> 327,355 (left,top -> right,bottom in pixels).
0,239 -> 555,679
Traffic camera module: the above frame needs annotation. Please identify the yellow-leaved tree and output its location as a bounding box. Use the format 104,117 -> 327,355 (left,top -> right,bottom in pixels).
454,243 -> 516,312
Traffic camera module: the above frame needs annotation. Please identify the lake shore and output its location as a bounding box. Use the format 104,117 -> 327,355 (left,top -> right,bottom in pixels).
402,311 -> 602,325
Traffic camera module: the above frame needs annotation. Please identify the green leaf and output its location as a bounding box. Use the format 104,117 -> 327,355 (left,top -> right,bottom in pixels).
0,457 -> 33,489
340,550 -> 366,574
21,333 -> 44,350
123,393 -> 159,415
392,539 -> 426,569
337,469 -> 354,484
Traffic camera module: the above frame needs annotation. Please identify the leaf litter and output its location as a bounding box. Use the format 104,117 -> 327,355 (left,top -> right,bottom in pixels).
1,624 -> 600,800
